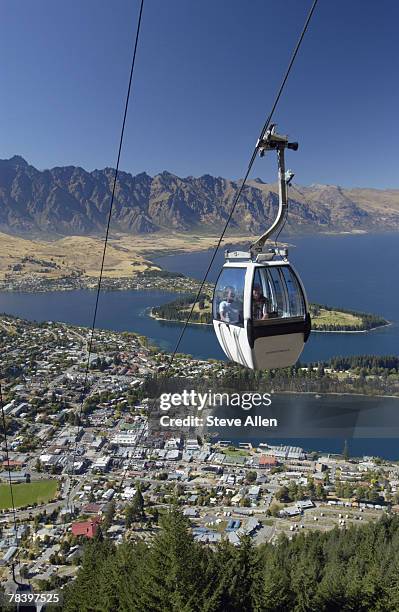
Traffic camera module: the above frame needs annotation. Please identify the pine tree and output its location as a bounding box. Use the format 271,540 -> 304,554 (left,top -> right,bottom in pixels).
343,439 -> 350,461
230,536 -> 264,611
261,536 -> 294,612
131,483 -> 145,519
62,538 -> 115,612
134,508 -> 207,612
125,504 -> 135,528
314,561 -> 346,611
202,539 -> 237,611
102,499 -> 116,532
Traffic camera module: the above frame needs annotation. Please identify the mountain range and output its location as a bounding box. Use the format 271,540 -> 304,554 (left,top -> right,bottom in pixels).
1,155 -> 399,236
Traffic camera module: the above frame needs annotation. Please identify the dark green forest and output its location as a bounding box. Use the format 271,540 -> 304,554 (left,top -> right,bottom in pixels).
146,353 -> 399,398
60,509 -> 399,612
152,293 -> 210,324
326,355 -> 399,372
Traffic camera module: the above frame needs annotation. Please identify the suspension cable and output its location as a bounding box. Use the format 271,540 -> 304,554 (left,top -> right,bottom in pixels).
160,0 -> 318,367
0,0 -> 145,578
67,0 -> 145,496
117,0 -> 319,493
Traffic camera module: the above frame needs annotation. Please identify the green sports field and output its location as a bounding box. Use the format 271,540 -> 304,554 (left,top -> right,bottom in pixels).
0,479 -> 58,510
222,447 -> 249,458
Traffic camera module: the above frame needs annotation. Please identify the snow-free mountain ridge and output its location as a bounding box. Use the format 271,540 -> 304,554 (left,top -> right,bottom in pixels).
1,156 -> 399,236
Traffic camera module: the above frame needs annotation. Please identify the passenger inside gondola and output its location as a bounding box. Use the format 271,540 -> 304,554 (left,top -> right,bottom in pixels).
252,283 -> 270,320
218,286 -> 243,324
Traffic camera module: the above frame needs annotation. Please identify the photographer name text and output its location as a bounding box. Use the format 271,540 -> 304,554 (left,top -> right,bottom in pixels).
159,415 -> 278,428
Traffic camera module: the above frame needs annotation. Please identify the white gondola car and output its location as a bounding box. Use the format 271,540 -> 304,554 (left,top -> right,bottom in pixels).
212,250 -> 311,370
212,124 -> 311,370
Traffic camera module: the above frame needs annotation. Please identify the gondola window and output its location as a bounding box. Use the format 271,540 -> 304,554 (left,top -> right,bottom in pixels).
213,268 -> 245,326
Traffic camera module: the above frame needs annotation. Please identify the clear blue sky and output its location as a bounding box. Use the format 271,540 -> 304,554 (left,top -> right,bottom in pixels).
1,0 -> 398,188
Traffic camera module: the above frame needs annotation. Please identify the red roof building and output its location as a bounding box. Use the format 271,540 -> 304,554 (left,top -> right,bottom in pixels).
259,455 -> 277,468
82,503 -> 103,515
71,517 -> 101,539
82,502 -> 103,514
2,459 -> 23,468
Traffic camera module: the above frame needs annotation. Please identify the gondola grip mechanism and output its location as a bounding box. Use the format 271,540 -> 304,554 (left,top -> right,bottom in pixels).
251,124 -> 298,257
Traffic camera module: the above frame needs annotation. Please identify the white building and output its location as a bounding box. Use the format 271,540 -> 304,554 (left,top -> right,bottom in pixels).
248,485 -> 260,500
92,456 -> 111,473
186,439 -> 200,451
166,450 -> 180,461
102,488 -> 115,500
121,487 -> 136,500
165,437 -> 182,450
2,400 -> 17,415
112,432 -> 137,446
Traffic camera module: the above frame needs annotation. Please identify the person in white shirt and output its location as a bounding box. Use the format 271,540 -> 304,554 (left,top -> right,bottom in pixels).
219,286 -> 242,324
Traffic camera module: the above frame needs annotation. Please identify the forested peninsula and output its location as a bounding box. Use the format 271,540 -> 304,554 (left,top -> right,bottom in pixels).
151,293 -> 388,333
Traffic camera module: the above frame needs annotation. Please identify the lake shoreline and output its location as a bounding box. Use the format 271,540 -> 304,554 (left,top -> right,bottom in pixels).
274,390 -> 399,400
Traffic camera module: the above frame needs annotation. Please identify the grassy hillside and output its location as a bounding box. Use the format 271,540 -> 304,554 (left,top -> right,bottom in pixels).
0,231 -> 254,283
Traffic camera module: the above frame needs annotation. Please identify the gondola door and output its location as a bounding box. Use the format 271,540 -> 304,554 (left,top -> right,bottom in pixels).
248,264 -> 310,369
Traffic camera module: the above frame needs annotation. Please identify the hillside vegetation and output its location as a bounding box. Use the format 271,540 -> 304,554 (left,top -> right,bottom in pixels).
60,509 -> 399,612
0,231 -> 254,283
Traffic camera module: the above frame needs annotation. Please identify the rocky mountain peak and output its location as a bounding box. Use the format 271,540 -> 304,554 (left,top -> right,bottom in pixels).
0,157 -> 398,236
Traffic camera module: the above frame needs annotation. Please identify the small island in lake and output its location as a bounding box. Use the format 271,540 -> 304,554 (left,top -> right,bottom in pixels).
151,293 -> 389,333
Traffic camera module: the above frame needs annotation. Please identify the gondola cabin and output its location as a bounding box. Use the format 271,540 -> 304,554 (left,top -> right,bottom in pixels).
212,249 -> 311,369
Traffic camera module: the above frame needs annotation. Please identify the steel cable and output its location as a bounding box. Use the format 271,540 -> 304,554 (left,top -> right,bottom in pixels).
117,0 -> 319,493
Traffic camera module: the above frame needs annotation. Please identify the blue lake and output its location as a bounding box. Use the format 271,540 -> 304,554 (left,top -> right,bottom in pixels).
209,393 -> 399,460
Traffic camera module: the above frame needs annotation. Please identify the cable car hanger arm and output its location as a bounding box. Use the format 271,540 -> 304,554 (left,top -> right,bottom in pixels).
250,124 -> 298,256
